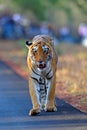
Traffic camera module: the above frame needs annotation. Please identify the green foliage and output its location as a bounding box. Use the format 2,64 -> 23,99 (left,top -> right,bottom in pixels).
13,0 -> 45,20
48,0 -> 58,4
1,0 -> 87,26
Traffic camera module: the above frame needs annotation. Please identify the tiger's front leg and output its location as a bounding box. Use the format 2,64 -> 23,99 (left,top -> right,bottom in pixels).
45,75 -> 57,112
29,78 -> 40,116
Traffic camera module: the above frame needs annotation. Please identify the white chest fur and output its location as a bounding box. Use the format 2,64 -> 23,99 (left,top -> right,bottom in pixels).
30,66 -> 53,110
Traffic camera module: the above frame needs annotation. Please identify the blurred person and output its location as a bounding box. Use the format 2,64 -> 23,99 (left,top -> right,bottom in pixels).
26,22 -> 41,39
58,26 -> 74,43
78,23 -> 87,40
2,14 -> 15,39
13,22 -> 24,39
59,26 -> 70,41
78,23 -> 87,47
40,22 -> 49,35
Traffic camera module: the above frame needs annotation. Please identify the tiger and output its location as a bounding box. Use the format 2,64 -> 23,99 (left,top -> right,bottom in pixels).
26,34 -> 58,116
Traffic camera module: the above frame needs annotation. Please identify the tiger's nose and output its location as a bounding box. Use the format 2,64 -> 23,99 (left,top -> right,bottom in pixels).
38,60 -> 43,63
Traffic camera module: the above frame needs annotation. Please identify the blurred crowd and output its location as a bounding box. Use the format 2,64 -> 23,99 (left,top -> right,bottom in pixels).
0,11 -> 87,46
0,12 -> 58,41
0,12 -> 29,40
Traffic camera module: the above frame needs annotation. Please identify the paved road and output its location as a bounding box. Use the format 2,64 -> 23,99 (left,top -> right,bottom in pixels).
0,61 -> 87,130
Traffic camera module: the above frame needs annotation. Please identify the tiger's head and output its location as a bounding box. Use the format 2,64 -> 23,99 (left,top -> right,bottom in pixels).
26,35 -> 54,71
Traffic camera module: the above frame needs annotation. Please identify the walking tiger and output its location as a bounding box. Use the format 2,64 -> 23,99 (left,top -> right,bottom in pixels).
26,35 -> 57,116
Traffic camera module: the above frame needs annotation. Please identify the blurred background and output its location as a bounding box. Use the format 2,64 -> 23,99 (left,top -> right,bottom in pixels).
0,0 -> 87,112
0,0 -> 87,46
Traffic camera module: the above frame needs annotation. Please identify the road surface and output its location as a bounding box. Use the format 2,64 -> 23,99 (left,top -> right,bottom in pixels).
0,60 -> 87,130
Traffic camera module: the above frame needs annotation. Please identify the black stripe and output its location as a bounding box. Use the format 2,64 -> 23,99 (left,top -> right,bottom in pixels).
46,69 -> 51,77
40,88 -> 45,91
39,83 -> 45,85
47,75 -> 53,80
32,68 -> 40,76
41,95 -> 46,98
41,91 -> 45,94
37,89 -> 40,93
31,76 -> 45,85
30,76 -> 38,83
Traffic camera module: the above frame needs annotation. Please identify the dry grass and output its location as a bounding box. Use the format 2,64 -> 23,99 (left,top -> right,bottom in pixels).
56,54 -> 87,94
55,44 -> 87,112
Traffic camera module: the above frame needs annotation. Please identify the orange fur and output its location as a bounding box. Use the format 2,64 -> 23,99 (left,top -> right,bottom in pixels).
26,35 -> 57,116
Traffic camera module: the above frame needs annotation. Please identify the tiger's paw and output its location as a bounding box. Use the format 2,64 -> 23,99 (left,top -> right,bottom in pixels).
45,106 -> 57,112
29,108 -> 40,116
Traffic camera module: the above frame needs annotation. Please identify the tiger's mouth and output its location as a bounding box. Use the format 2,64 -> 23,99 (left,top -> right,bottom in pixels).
37,63 -> 46,69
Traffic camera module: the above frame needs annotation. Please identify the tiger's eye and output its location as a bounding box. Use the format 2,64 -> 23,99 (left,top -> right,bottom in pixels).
44,48 -> 49,54
32,49 -> 37,55
42,45 -> 49,54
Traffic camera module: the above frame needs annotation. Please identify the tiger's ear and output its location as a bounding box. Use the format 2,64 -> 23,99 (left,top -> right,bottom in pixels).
26,41 -> 32,48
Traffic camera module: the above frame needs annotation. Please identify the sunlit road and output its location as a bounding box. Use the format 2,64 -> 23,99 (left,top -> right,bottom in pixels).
0,60 -> 87,130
